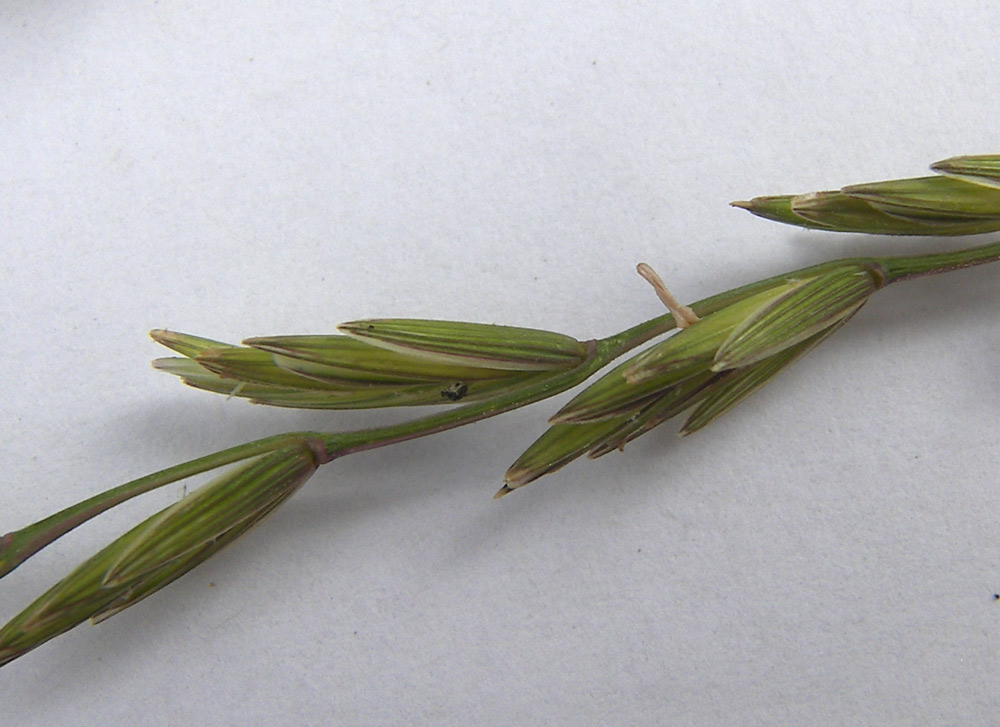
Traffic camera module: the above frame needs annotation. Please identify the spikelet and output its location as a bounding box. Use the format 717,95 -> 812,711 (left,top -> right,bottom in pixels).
0,442 -> 323,667
501,264 -> 883,495
733,155 -> 1000,235
151,320 -> 590,410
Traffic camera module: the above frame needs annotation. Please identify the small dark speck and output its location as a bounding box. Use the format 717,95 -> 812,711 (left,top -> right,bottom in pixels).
442,382 -> 468,401
367,324 -> 375,331
993,594 -> 999,600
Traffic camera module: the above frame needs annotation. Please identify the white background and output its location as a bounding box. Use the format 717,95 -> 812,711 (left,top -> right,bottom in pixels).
2,2 -> 999,724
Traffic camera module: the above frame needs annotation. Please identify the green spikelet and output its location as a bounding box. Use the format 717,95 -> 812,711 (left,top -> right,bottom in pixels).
734,155 -> 1000,235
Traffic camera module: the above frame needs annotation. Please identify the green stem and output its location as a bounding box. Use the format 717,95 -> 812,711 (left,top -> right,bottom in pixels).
4,239 -> 999,579
879,239 -> 1000,282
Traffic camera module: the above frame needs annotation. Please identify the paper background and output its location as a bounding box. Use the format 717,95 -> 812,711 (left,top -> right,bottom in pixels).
3,2 -> 999,724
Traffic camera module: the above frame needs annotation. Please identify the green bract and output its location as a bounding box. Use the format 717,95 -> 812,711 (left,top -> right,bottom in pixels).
338,319 -> 588,371
734,154 -> 1000,235
930,155 -> 1000,189
709,265 -> 880,370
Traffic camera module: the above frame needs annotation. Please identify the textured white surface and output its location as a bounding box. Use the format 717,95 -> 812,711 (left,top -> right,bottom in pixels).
2,2 -> 1000,724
